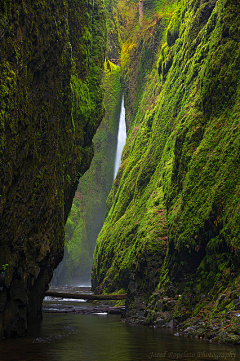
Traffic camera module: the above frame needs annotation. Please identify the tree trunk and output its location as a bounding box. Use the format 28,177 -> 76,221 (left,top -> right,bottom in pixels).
45,291 -> 127,300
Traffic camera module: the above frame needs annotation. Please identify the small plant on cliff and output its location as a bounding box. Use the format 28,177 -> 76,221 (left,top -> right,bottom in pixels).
1,264 -> 8,271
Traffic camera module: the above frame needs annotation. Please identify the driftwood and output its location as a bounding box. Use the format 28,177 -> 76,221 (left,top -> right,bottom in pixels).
45,291 -> 127,300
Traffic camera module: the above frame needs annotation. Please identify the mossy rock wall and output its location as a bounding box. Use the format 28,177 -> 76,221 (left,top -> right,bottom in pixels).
105,0 -> 121,60
0,0 -> 106,337
92,0 -> 240,317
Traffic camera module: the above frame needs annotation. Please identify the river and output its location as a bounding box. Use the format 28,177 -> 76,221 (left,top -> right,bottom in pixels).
0,286 -> 239,361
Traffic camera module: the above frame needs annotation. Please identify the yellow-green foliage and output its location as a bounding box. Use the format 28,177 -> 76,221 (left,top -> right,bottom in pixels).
120,42 -> 136,69
92,0 -> 240,309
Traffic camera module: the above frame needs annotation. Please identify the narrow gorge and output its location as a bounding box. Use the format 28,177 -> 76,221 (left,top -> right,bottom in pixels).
1,0 -> 240,348
52,61 -> 122,286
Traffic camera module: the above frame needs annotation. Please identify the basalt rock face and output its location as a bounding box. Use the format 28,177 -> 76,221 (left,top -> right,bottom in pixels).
0,0 -> 106,337
92,0 -> 240,334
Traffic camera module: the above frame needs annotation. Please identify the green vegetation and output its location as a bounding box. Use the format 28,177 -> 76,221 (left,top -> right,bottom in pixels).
92,0 -> 240,336
1,264 -> 8,272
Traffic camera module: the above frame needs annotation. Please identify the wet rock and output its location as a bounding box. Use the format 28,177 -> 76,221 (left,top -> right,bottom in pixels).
184,326 -> 197,334
156,317 -> 166,326
166,319 -> 174,328
233,299 -> 240,310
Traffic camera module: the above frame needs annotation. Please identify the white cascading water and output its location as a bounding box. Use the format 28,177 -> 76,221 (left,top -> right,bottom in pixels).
113,96 -> 127,180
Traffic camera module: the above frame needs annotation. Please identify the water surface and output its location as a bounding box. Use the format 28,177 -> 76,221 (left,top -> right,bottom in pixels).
0,288 -> 239,361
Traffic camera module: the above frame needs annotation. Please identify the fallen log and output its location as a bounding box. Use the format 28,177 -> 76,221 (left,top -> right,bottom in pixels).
45,291 -> 127,300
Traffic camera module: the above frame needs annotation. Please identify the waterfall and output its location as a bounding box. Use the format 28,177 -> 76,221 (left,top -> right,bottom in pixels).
114,96 -> 127,180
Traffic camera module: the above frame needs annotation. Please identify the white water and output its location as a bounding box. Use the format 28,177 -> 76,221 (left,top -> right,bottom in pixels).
113,96 -> 127,180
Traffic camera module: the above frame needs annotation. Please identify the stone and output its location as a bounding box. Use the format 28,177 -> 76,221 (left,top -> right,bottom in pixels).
167,319 -> 174,328
156,318 -> 166,326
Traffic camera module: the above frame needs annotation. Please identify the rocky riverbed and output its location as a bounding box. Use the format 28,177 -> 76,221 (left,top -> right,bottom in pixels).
123,290 -> 240,345
43,286 -> 240,345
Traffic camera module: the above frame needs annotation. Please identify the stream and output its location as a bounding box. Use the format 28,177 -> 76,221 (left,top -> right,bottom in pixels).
0,286 -> 239,361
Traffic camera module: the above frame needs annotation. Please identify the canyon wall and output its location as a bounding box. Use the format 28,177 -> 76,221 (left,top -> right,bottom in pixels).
0,0 -> 106,337
92,0 -> 240,340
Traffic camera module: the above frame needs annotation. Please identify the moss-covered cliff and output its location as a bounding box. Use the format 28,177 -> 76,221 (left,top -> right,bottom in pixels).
0,0 -> 106,337
54,61 -> 122,285
92,0 -> 240,343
